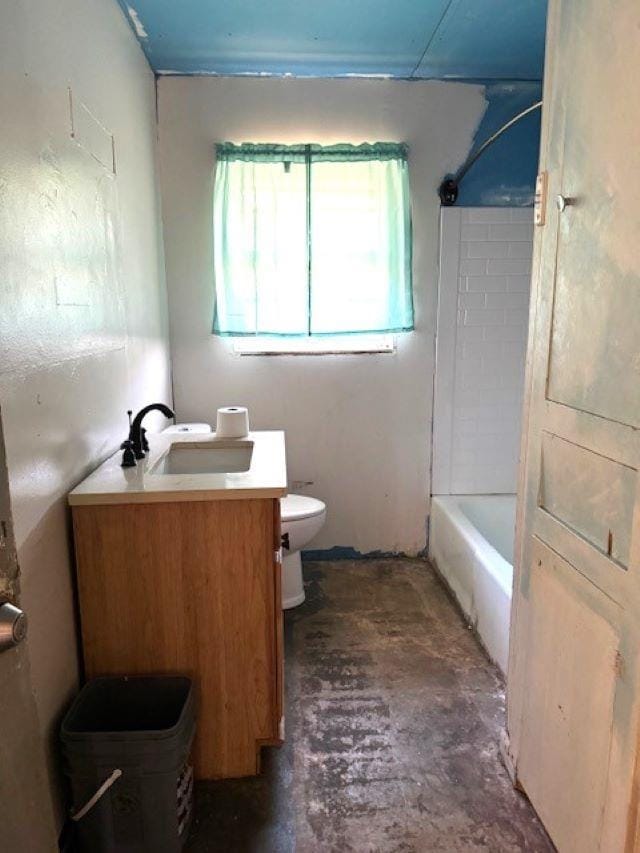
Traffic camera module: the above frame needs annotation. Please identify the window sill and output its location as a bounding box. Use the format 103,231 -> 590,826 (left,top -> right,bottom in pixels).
231,334 -> 395,356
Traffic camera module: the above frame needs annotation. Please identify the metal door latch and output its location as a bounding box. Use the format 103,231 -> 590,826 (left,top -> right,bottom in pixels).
0,602 -> 27,651
534,171 -> 548,225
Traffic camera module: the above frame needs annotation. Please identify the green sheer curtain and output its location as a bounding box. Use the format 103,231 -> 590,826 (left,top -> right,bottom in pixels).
213,143 -> 413,336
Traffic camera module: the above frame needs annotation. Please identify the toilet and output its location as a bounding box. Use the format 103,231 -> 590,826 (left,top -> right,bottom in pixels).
280,494 -> 326,609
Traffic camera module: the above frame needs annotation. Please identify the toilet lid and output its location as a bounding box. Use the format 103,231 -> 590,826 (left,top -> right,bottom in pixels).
281,494 -> 326,522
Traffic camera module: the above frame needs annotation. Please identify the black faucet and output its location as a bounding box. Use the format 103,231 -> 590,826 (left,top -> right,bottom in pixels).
121,403 -> 175,467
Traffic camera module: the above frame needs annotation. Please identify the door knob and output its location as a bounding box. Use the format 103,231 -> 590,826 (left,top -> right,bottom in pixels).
0,602 -> 27,651
556,194 -> 575,212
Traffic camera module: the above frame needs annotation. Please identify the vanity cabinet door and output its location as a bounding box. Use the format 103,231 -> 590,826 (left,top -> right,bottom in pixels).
72,497 -> 283,779
273,498 -> 284,738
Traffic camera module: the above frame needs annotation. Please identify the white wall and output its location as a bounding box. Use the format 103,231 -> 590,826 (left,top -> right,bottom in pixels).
433,208 -> 532,494
0,0 -> 171,828
157,77 -> 486,554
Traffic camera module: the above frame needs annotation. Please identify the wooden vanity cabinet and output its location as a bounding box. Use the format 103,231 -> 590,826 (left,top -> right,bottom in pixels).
71,496 -> 284,779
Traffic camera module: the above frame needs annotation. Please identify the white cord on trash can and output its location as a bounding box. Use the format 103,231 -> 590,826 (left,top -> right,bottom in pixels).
71,768 -> 123,822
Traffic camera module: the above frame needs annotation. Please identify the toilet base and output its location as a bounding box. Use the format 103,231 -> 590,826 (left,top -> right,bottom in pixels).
282,550 -> 305,609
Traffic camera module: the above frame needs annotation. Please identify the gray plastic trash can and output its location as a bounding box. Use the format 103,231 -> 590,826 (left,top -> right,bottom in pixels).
61,675 -> 195,853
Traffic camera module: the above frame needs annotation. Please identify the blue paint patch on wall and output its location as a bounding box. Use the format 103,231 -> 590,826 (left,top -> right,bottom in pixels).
455,81 -> 543,207
302,545 -> 428,561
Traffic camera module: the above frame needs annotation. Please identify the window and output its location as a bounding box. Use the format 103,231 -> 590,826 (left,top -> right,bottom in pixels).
212,143 -> 413,340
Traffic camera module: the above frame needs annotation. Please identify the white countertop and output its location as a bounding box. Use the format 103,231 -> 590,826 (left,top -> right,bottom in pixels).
68,430 -> 287,506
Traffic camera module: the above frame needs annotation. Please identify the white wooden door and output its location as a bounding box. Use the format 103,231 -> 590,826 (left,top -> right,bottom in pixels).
0,410 -> 58,850
507,1 -> 640,851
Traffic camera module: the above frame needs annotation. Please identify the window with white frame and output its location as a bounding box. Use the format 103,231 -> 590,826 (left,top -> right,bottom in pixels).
212,142 -> 413,352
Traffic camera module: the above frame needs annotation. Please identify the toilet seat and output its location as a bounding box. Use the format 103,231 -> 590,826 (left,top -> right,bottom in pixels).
281,494 -> 325,522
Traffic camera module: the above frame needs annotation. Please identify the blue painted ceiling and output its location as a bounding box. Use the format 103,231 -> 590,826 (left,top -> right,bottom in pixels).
117,0 -> 547,79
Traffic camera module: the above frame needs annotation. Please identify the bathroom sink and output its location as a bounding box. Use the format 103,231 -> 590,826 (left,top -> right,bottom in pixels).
152,441 -> 254,476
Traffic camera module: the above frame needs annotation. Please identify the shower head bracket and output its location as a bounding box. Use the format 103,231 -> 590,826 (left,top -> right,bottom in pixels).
439,178 -> 459,207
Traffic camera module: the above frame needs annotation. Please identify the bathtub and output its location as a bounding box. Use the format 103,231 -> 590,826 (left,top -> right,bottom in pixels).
428,495 -> 516,674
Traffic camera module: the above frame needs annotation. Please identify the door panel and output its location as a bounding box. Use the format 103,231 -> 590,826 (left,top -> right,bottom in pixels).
519,539 -> 619,853
545,3 -> 640,428
540,432 -> 636,569
547,227 -> 640,428
508,1 -> 640,850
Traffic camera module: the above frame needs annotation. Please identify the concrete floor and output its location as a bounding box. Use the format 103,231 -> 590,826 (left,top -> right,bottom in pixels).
186,559 -> 554,852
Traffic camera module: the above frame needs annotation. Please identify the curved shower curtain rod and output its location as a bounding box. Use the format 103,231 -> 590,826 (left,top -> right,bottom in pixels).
439,100 -> 543,206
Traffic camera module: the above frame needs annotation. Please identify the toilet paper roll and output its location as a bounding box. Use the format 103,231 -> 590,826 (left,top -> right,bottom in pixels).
216,406 -> 250,438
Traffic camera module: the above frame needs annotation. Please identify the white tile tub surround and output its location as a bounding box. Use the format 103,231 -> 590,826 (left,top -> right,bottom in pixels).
433,208 -> 533,495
